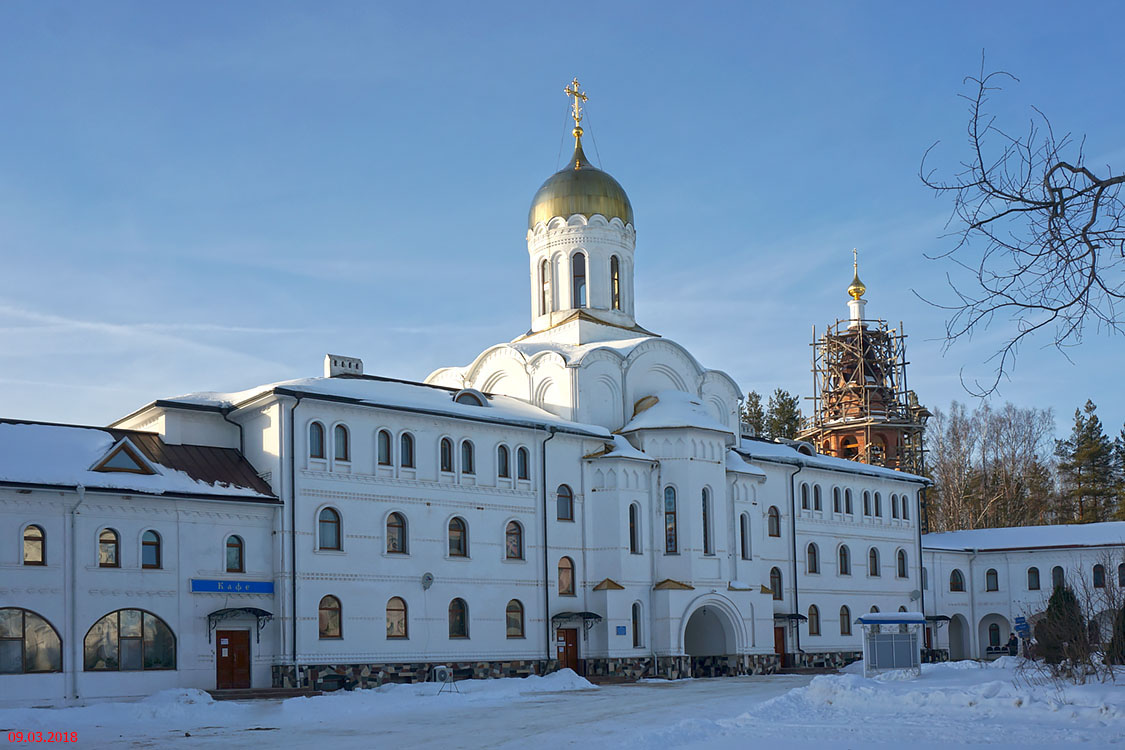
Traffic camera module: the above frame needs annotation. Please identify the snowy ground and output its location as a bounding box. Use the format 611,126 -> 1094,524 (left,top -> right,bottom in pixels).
2,659 -> 1123,749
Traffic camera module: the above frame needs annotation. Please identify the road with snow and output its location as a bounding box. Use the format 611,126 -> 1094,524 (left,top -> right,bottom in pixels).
3,660 -> 1122,749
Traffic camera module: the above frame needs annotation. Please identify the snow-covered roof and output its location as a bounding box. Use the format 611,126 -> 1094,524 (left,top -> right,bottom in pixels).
725,449 -> 767,478
596,435 -> 652,461
621,390 -> 732,434
0,421 -> 276,500
736,437 -> 928,484
145,375 -> 610,438
923,522 -> 1125,552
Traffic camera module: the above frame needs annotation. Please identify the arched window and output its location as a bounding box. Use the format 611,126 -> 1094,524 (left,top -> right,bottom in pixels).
988,623 -> 1001,647
868,547 -> 880,577
558,556 -> 575,595
632,602 -> 643,648
505,521 -> 523,560
863,491 -> 871,516
839,605 -> 852,636
557,484 -> 574,521
539,259 -> 551,315
84,609 -> 174,671
902,496 -> 910,520
770,567 -> 783,601
610,255 -> 621,310
22,525 -> 45,565
664,487 -> 678,553
98,529 -> 119,568
448,598 -> 468,638
440,437 -> 454,472
891,494 -> 900,519
739,513 -> 751,560
923,566 -> 929,589
225,535 -> 244,573
629,504 -> 641,555
841,437 -> 859,459
832,487 -> 841,513
801,483 -> 810,510
386,597 -> 407,639
702,488 -> 713,555
807,543 -> 820,574
874,492 -> 882,517
0,607 -> 62,673
318,508 -> 341,550
377,430 -> 392,466
985,568 -> 999,591
1052,565 -> 1065,589
808,605 -> 820,636
897,549 -> 908,579
767,506 -> 780,537
334,425 -> 349,461
309,422 -> 325,459
448,517 -> 468,557
318,596 -> 341,639
497,445 -> 510,478
1093,564 -> 1106,588
516,447 -> 530,480
838,545 -> 851,576
1119,563 -> 1125,588
571,252 -> 587,308
813,485 -> 822,511
386,513 -> 407,554
1027,566 -> 1040,590
461,440 -> 475,475
506,600 -> 524,638
950,569 -> 965,592
400,432 -> 415,468
845,489 -> 853,514
141,531 -> 161,570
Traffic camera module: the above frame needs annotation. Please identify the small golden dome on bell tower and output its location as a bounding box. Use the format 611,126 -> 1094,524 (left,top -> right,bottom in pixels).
847,248 -> 866,300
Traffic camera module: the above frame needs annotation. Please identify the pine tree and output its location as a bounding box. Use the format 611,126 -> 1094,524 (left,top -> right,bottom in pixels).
740,391 -> 765,436
1054,401 -> 1117,523
1107,606 -> 1125,666
765,388 -> 802,440
1038,583 -> 1086,665
1115,426 -> 1125,521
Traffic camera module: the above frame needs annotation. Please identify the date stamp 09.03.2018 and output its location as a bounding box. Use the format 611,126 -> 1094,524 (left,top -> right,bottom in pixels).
6,732 -> 78,744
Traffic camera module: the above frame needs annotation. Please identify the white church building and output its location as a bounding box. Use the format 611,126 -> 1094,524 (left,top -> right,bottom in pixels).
6,82 -> 1116,705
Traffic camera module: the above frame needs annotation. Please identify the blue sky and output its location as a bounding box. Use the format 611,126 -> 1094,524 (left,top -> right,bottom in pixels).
1,1 -> 1122,439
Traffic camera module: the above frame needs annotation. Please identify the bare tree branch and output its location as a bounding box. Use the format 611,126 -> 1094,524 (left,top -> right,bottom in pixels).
920,60 -> 1125,395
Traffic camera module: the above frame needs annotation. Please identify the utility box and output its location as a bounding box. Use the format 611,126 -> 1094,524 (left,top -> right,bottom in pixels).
857,611 -> 925,678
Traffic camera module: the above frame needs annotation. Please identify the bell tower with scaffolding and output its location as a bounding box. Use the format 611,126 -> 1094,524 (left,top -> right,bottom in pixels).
798,251 -> 931,484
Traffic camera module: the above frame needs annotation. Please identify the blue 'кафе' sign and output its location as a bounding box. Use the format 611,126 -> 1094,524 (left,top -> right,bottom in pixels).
190,579 -> 274,594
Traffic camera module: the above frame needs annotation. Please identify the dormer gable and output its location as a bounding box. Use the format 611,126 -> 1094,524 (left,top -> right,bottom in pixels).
91,437 -> 159,475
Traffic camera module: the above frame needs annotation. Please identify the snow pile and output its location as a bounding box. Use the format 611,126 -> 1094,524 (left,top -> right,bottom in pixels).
748,658 -> 1125,725
0,671 -> 595,734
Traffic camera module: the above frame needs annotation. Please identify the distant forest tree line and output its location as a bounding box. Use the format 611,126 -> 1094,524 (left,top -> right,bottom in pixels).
925,399 -> 1125,531
742,388 -> 1125,531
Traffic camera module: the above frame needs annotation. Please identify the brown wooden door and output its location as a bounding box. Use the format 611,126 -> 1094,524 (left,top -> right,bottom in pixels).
556,628 -> 579,672
773,626 -> 788,668
216,630 -> 251,689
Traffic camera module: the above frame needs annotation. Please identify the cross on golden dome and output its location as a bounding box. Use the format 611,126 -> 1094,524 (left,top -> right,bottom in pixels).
564,77 -> 588,137
848,248 -> 867,300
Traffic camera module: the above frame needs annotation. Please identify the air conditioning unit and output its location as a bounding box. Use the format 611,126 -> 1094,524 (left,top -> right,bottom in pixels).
431,665 -> 451,683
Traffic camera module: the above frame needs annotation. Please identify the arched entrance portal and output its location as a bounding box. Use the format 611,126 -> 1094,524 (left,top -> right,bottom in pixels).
948,613 -> 969,660
684,604 -> 738,676
977,613 -> 1011,659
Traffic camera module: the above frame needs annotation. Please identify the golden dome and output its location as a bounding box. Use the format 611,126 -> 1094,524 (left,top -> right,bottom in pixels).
848,259 -> 866,300
528,133 -> 633,230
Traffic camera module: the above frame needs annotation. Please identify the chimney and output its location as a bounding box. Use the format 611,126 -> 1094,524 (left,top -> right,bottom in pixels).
324,354 -> 363,378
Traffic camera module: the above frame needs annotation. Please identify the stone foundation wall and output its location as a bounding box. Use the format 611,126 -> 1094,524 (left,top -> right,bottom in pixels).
788,650 -> 863,669
273,652 -> 782,689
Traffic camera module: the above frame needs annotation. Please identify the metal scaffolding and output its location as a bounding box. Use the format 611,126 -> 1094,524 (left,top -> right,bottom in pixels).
797,317 -> 929,478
